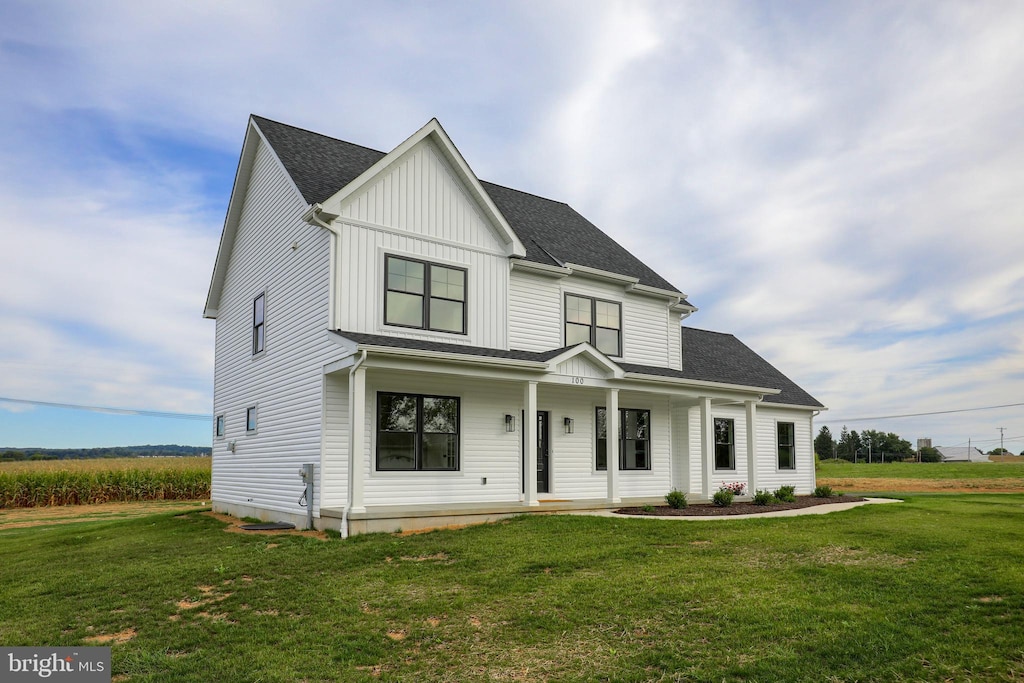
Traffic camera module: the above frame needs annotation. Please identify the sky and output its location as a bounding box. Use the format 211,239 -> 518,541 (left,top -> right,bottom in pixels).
0,0 -> 1022,453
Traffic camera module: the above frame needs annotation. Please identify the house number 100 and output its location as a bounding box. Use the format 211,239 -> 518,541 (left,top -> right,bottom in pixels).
571,377 -> 585,385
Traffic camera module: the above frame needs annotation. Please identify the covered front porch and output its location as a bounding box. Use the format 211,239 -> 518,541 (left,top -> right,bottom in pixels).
321,337 -> 780,536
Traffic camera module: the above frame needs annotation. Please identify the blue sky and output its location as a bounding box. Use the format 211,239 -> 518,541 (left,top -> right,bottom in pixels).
1,0 -> 1022,453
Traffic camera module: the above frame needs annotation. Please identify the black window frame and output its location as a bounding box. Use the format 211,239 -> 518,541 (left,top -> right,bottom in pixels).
376,392 -> 461,472
215,415 -> 225,438
595,406 -> 651,471
246,406 -> 258,434
777,422 -> 796,470
252,292 -> 266,355
714,417 -> 735,471
564,293 -> 622,357
383,254 -> 467,335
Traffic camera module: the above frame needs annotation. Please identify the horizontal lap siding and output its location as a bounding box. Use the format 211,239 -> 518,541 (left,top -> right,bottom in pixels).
671,402 -> 690,492
212,138 -> 340,518
361,372 -> 524,506
334,223 -> 508,349
755,408 -> 816,494
556,278 -> 672,367
616,392 -> 673,499
321,372 -> 349,509
541,386 -> 605,499
686,404 -> 749,495
508,271 -> 561,351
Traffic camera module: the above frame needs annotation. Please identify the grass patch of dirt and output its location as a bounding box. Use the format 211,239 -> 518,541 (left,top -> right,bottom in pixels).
817,477 -> 1024,493
0,500 -> 208,529
83,628 -> 136,645
202,511 -> 327,539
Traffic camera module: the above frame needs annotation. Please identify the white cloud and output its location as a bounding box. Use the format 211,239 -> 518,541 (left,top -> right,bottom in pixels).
0,0 -> 1022,448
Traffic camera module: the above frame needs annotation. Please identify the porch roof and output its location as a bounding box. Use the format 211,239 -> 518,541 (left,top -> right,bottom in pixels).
332,330 -> 824,408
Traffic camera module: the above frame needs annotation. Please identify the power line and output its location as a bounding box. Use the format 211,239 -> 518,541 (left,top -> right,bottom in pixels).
0,396 -> 211,421
822,401 -> 1024,424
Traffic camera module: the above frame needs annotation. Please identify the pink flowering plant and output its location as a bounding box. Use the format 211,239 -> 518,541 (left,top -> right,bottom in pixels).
719,481 -> 747,496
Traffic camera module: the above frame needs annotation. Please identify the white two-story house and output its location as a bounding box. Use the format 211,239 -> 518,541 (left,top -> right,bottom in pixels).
204,115 -> 825,535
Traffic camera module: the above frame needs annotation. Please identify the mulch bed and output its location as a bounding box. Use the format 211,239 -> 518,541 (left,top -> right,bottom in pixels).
616,495 -> 867,516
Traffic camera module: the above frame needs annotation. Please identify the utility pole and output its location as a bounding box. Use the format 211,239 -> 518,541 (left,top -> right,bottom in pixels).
998,427 -> 1006,455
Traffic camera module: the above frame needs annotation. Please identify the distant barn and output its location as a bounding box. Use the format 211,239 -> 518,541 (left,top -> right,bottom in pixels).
936,446 -> 988,463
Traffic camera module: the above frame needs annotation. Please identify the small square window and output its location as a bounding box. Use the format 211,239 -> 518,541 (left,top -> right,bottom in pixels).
246,407 -> 257,433
215,415 -> 225,438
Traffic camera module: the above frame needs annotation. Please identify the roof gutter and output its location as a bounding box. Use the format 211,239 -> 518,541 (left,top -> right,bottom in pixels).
356,344 -> 549,370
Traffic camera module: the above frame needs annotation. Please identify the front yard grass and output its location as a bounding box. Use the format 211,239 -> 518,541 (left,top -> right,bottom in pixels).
2,495 -> 1023,681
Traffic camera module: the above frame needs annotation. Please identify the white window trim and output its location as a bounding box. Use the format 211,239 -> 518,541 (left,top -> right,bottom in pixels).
252,290 -> 267,358
712,416 -> 737,473
245,405 -> 258,435
214,414 -> 225,439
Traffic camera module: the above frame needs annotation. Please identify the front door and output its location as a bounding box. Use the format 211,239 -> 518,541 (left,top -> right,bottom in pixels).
537,411 -> 550,494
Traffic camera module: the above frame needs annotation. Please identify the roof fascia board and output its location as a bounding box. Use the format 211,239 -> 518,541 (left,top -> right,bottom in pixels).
355,344 -> 548,370
630,282 -> 689,301
317,118 -> 527,257
762,402 -> 828,411
510,260 -> 572,279
621,372 -> 781,396
563,262 -> 640,287
204,117 -> 309,318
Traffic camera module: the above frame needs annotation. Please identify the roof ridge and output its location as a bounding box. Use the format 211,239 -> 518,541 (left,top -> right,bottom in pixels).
250,114 -> 388,156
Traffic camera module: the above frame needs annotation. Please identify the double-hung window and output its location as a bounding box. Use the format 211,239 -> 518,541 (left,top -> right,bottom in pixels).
714,417 -> 735,470
377,392 -> 460,471
595,407 -> 650,470
777,422 -> 796,470
565,294 -> 621,356
384,255 -> 466,334
252,293 -> 265,355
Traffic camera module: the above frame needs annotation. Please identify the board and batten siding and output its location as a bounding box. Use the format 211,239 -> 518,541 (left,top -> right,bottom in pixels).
331,138 -> 511,349
211,137 -> 343,520
508,271 -> 677,367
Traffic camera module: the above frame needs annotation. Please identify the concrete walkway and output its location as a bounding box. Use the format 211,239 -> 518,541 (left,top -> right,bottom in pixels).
562,497 -> 902,521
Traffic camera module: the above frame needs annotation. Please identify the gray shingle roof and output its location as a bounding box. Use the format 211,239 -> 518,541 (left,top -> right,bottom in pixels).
332,329 -> 823,408
251,115 -> 686,298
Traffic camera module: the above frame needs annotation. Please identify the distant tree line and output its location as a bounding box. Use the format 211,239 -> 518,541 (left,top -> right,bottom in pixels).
814,426 -> 927,462
0,445 -> 211,462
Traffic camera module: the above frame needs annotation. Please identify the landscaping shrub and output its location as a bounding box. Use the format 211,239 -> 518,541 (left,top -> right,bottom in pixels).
641,504 -> 655,513
773,485 -> 796,503
665,489 -> 688,509
712,489 -> 734,507
719,481 -> 747,496
813,484 -> 836,498
752,489 -> 776,506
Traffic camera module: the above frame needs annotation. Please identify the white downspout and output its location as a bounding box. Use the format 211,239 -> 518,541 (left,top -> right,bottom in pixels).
342,349 -> 367,539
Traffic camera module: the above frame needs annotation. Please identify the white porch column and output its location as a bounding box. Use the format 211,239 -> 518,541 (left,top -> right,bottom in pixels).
606,387 -> 620,503
524,381 -> 539,506
348,364 -> 366,514
700,396 -> 714,499
745,399 -> 758,495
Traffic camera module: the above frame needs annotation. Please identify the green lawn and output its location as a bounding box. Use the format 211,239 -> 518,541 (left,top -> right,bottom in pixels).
2,497 -> 1024,681
818,459 -> 1024,480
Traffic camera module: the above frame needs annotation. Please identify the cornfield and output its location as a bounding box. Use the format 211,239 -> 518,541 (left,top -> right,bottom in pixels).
0,457 -> 211,508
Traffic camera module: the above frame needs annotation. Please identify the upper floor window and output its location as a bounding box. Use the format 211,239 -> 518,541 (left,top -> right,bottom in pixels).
595,407 -> 651,471
565,294 -> 621,356
377,392 -> 460,471
714,417 -> 735,470
777,422 -> 796,470
252,292 -> 265,355
215,415 -> 225,438
246,406 -> 258,433
384,255 -> 466,334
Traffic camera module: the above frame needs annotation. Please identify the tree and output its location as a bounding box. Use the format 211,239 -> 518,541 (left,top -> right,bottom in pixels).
919,446 -> 941,463
814,426 -> 836,460
837,426 -> 861,462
